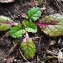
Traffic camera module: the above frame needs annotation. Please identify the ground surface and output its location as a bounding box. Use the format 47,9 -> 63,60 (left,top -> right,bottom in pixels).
0,0 -> 63,63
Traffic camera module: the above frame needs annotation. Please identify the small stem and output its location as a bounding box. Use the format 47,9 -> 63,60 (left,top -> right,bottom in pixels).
1,21 -> 18,26
19,49 -> 29,62
44,56 -> 57,62
36,23 -> 49,27
25,32 -> 29,45
58,61 -> 60,63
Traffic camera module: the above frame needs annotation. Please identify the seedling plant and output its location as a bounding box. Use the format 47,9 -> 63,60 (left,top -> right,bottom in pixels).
9,7 -> 42,59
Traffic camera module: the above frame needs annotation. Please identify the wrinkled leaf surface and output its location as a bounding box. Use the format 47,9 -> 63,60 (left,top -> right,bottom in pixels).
0,15 -> 12,31
9,24 -> 26,38
38,14 -> 63,37
23,20 -> 37,33
26,7 -> 42,21
20,38 -> 36,59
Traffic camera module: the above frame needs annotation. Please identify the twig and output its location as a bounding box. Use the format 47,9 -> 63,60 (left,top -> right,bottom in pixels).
54,0 -> 63,14
32,37 -> 41,39
8,42 -> 18,55
19,49 -> 29,62
44,56 -> 57,62
38,37 -> 41,53
5,8 -> 14,19
46,50 -> 58,55
1,31 -> 9,40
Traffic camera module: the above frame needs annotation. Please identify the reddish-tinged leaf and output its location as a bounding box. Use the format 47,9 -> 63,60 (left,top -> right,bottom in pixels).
0,15 -> 18,31
36,23 -> 51,27
38,14 -> 63,37
1,21 -> 18,26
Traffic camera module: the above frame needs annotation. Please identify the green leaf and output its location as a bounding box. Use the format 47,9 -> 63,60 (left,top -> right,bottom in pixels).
23,20 -> 37,33
0,15 -> 12,31
39,13 -> 63,37
0,24 -> 10,31
26,7 -> 42,21
39,0 -> 43,5
20,38 -> 36,59
0,15 -> 12,22
9,24 -> 26,38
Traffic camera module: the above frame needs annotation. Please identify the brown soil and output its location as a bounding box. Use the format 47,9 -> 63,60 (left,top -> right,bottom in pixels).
0,0 -> 63,63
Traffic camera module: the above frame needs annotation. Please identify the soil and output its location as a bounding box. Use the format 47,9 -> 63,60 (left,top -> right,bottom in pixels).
0,0 -> 63,63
